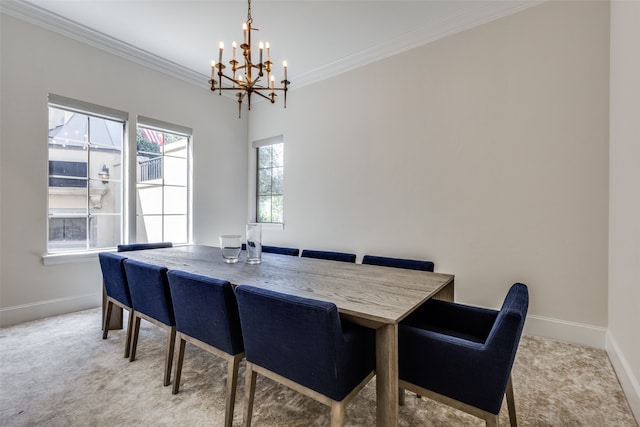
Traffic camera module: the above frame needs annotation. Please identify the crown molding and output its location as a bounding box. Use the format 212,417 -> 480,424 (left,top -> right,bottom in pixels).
2,0 -> 543,92
294,0 -> 543,88
0,0 -> 209,89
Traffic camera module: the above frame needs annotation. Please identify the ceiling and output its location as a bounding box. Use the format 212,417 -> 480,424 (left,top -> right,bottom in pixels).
3,0 -> 541,90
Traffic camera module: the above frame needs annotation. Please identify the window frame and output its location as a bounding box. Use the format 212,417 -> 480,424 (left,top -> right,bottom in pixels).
134,116 -> 193,246
254,135 -> 285,225
42,96 -> 194,265
45,94 -> 128,257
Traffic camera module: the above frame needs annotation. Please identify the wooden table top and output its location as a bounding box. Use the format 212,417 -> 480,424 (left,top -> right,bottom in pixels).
122,245 -> 454,327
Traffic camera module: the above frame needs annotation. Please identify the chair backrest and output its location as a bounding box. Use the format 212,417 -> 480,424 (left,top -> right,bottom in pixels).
235,285 -> 374,401
123,259 -> 174,326
117,242 -> 173,252
167,270 -> 244,356
301,249 -> 356,263
98,252 -> 132,308
262,245 -> 300,256
362,255 -> 434,272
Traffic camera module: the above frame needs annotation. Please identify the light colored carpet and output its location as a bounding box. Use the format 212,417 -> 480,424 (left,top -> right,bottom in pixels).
0,308 -> 637,426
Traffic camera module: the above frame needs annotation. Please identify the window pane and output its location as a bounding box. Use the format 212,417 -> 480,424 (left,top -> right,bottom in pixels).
88,180 -> 118,214
164,135 -> 188,159
136,215 -> 163,243
49,110 -> 88,149
137,184 -> 163,215
258,169 -> 272,195
258,146 -> 271,168
90,148 -> 121,184
49,161 -> 88,187
271,166 -> 284,195
272,144 -> 284,167
89,116 -> 123,150
271,196 -> 284,223
48,217 -> 87,252
164,186 -> 187,215
137,154 -> 162,182
258,196 -> 272,223
90,214 -> 119,248
164,155 -> 187,186
164,215 -> 187,243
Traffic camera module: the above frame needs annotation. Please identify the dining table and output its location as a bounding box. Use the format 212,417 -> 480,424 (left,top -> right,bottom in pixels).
106,244 -> 454,427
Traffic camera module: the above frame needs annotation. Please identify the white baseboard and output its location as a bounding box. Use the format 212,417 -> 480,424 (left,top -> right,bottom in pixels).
0,294 -> 100,327
523,314 -> 608,349
606,332 -> 640,423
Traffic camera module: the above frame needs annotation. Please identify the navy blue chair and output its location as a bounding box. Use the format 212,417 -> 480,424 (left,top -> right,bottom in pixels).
362,255 -> 434,272
262,245 -> 300,256
124,259 -> 176,386
235,285 -> 375,426
117,242 -> 173,252
301,249 -> 356,263
398,283 -> 529,427
167,270 -> 244,427
98,252 -> 134,358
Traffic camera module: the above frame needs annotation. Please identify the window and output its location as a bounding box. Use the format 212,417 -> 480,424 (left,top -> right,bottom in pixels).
256,137 -> 284,223
47,95 -> 126,253
136,117 -> 191,244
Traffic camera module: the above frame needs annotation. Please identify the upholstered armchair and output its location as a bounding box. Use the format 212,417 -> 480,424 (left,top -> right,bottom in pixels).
399,283 -> 529,427
124,259 -> 176,386
362,255 -> 434,272
98,252 -> 134,358
117,242 -> 173,252
235,285 -> 375,426
262,245 -> 300,256
301,249 -> 356,263
167,270 -> 244,427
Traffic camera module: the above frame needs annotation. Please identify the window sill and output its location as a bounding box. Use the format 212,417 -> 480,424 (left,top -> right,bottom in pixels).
42,249 -> 112,266
259,223 -> 284,232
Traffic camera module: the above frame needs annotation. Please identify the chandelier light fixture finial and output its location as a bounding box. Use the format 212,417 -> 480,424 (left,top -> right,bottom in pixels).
210,0 -> 290,118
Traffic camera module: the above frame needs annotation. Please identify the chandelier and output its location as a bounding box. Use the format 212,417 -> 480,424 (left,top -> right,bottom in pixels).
210,0 -> 290,118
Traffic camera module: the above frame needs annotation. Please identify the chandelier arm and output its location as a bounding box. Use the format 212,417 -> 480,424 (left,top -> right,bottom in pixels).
251,90 -> 273,102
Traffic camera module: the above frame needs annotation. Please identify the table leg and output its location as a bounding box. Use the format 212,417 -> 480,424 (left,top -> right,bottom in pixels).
376,323 -> 399,427
432,279 -> 455,302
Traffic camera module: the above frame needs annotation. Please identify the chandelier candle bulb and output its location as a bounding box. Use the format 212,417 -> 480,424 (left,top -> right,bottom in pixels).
266,42 -> 270,61
218,42 -> 224,65
232,41 -> 237,61
243,22 -> 247,44
211,60 -> 215,79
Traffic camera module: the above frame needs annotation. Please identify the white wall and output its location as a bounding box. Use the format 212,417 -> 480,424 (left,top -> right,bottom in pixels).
249,1 -> 610,344
0,14 -> 248,325
608,0 -> 640,420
